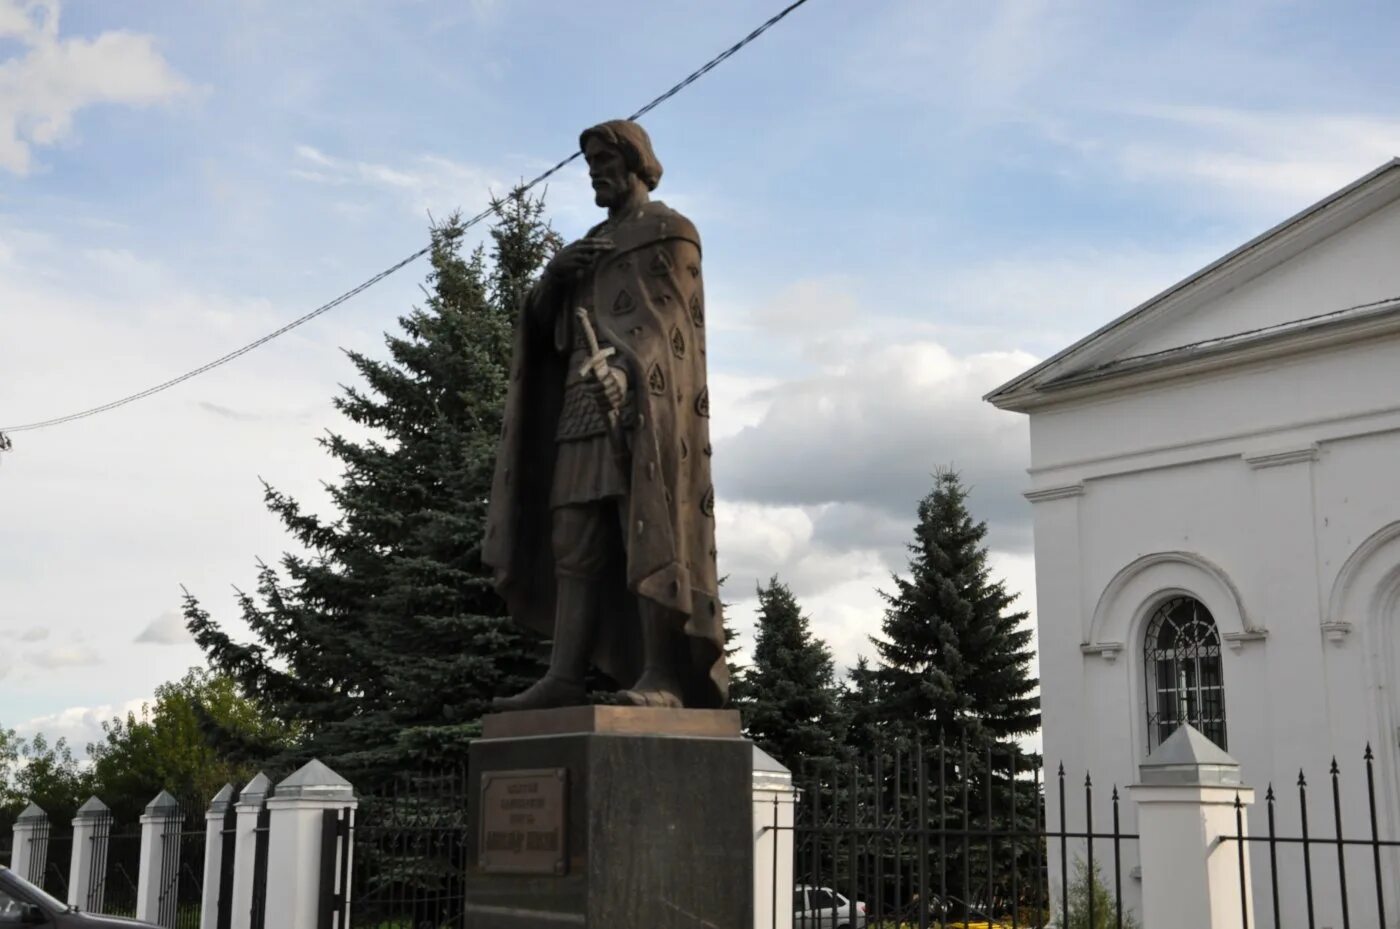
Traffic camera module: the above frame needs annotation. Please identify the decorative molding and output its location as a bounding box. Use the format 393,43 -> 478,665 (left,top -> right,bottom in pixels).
1321,621 -> 1353,644
1080,642 -> 1123,663
1326,521 -> 1400,625
1089,551 -> 1255,648
1222,630 -> 1268,652
1243,444 -> 1319,470
1024,482 -> 1085,504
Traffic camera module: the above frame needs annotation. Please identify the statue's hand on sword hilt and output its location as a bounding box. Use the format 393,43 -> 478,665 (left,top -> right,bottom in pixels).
575,308 -> 627,416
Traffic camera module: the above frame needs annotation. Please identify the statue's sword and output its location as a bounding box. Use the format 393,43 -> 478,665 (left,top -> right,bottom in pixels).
575,308 -> 629,459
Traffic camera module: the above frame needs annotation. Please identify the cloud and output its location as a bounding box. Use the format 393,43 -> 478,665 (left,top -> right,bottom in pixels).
711,279 -> 1044,679
292,144 -> 507,218
0,0 -> 191,174
29,642 -> 102,668
134,610 -> 193,645
717,337 -> 1036,550
19,626 -> 48,643
1107,106 -> 1400,211
12,698 -> 150,749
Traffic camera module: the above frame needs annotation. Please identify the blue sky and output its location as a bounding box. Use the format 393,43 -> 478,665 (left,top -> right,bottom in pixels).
2,0 -> 1399,750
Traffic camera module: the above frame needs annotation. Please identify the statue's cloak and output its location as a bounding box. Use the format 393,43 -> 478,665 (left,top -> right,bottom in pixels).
482,200 -> 727,708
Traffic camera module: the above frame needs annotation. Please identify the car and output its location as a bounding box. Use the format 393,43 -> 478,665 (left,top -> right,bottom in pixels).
0,866 -> 157,927
902,894 -> 1013,929
794,884 -> 868,928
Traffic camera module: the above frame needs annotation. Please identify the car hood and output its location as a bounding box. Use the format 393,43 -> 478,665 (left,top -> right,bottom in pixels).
68,913 -> 158,927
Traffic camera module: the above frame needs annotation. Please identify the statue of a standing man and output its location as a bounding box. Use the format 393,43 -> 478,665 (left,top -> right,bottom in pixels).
483,120 -> 728,711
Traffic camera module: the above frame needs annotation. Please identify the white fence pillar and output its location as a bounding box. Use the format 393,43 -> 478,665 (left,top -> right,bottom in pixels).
68,796 -> 111,911
135,790 -> 181,924
229,772 -> 272,929
199,784 -> 235,929
753,747 -> 798,929
10,802 -> 47,885
265,759 -> 357,929
1130,724 -> 1255,929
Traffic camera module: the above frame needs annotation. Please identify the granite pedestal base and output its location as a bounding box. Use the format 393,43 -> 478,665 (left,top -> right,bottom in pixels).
464,706 -> 753,928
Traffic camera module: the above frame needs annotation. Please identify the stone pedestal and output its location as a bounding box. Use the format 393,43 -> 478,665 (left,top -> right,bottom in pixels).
465,706 -> 753,928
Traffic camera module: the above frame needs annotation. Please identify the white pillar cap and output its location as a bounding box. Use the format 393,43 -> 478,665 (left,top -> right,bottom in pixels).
273,759 -> 354,802
1137,724 -> 1242,787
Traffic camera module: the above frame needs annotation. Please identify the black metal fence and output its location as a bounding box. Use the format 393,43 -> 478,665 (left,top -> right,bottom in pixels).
155,800 -> 209,929
250,797 -> 271,929
1228,743 -> 1400,929
349,766 -> 471,929
99,820 -> 144,918
781,740 -> 1139,929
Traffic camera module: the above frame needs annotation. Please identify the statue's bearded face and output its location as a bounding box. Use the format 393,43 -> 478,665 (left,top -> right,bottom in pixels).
584,136 -> 631,208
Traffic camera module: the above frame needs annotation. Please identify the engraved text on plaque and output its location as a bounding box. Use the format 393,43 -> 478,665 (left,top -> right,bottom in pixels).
478,768 -> 568,875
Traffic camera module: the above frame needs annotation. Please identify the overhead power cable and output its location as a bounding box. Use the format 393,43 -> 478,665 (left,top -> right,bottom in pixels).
1,0 -> 813,435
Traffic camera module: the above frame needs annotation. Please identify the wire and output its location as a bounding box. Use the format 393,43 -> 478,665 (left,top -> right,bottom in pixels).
0,0 -> 814,435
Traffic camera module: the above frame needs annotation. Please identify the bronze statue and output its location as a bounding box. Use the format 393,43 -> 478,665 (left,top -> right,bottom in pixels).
483,120 -> 728,711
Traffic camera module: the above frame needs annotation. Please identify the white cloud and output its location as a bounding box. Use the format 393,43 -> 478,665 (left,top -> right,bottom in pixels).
0,210 -> 384,729
29,642 -> 101,668
0,0 -> 191,174
712,280 -> 1047,683
292,144 -> 507,219
1109,106 -> 1400,211
134,610 -> 193,645
13,698 -> 150,750
717,335 -> 1037,549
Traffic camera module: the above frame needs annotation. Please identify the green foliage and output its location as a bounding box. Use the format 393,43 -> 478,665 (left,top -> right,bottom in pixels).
0,732 -> 90,826
1062,858 -> 1139,929
87,667 -> 293,821
736,576 -> 847,771
185,196 -> 558,780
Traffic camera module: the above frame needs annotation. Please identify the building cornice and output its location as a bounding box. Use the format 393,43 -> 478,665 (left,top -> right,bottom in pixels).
986,161 -> 1400,410
1024,482 -> 1085,503
998,298 -> 1400,413
1242,444 -> 1319,470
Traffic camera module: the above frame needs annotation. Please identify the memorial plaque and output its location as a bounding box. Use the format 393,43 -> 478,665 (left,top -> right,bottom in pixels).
478,768 -> 568,875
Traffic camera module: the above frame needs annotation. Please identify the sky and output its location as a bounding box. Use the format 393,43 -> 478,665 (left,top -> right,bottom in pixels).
2,0 -> 1399,755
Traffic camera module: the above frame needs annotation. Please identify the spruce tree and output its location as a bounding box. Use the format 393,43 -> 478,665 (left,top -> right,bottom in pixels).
184,197 -> 557,779
840,655 -> 884,757
740,577 -> 846,772
872,469 -> 1039,747
868,469 -> 1041,908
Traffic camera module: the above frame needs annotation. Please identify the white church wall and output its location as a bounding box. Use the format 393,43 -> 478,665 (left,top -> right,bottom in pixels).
1027,330 -> 1400,482
1027,342 -> 1400,927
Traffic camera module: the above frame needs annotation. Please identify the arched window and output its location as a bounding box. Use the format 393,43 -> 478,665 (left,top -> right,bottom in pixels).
1143,596 -> 1227,751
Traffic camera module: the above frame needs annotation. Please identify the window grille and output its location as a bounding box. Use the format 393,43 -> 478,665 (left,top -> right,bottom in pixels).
1143,595 -> 1227,750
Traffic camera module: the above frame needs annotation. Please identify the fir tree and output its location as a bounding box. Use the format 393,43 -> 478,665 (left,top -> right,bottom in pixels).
872,469 -> 1039,748
840,655 -> 884,757
740,577 -> 846,772
865,469 -> 1041,908
184,197 -> 558,779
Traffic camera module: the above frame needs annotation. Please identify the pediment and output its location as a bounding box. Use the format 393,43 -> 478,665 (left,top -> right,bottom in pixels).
988,159 -> 1400,411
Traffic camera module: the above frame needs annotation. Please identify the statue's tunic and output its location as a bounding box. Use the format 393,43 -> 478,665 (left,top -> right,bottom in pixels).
482,200 -> 727,708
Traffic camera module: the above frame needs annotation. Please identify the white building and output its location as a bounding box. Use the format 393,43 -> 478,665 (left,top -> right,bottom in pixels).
987,159 -> 1400,926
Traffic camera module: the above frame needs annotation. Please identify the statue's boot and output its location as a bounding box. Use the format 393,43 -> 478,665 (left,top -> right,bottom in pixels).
492,575 -> 595,712
619,603 -> 685,708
